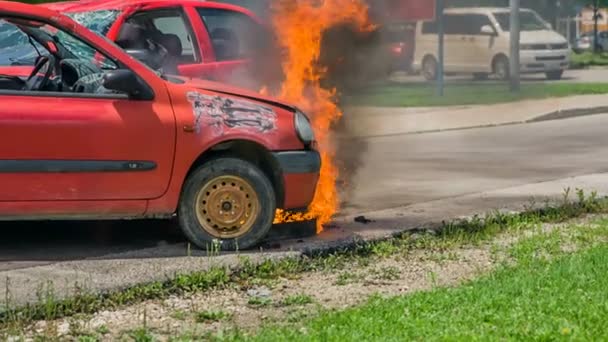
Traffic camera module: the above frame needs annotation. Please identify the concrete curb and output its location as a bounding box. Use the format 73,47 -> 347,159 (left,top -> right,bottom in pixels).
528,106 -> 608,123
344,102 -> 608,138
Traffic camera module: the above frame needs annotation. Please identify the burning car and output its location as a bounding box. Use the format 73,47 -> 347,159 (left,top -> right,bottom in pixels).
0,1 -> 320,250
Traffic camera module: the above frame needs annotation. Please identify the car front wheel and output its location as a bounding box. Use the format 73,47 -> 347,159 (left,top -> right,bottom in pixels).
178,157 -> 276,251
546,70 -> 564,81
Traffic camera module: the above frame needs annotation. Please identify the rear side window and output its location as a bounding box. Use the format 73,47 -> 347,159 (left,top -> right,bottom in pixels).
126,8 -> 199,63
197,7 -> 264,61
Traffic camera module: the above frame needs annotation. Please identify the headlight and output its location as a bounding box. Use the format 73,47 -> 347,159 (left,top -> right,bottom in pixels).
294,110 -> 314,145
520,44 -> 536,50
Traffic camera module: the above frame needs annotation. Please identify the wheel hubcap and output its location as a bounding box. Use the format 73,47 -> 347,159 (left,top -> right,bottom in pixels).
195,175 -> 259,239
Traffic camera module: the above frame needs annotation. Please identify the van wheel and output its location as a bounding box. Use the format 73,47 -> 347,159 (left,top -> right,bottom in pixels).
493,56 -> 510,81
473,73 -> 489,81
546,70 -> 564,80
178,158 -> 276,251
422,56 -> 438,81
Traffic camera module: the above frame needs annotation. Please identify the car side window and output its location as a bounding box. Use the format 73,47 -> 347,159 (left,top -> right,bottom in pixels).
466,15 -> 493,35
197,8 -> 262,61
126,9 -> 200,64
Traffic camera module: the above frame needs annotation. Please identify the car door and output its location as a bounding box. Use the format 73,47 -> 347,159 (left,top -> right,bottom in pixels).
0,17 -> 175,204
467,14 -> 496,72
443,14 -> 469,72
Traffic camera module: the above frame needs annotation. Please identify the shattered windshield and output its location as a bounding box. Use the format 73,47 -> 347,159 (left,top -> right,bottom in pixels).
0,10 -> 120,66
65,10 -> 121,37
0,20 -> 44,66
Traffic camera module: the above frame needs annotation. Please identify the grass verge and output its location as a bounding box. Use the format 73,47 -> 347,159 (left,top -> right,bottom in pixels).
1,189 -> 606,334
341,82 -> 608,107
236,220 -> 608,341
571,51 -> 608,68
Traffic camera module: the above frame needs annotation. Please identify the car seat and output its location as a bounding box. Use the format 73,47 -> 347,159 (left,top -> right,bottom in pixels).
156,33 -> 182,75
210,28 -> 240,60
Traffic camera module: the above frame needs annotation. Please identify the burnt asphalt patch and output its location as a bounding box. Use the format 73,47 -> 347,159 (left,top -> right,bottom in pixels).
0,219 -> 316,271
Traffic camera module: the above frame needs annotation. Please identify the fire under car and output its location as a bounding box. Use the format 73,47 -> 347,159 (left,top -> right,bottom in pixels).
0,1 -> 320,250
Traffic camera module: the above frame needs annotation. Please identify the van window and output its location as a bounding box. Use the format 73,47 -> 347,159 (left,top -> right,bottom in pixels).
422,14 -> 492,35
494,11 -> 547,31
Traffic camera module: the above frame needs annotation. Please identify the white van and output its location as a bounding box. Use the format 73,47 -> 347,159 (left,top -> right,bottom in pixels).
413,7 -> 570,81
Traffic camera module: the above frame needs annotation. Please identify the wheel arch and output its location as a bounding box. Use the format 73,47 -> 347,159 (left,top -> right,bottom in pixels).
183,139 -> 285,209
491,53 -> 509,70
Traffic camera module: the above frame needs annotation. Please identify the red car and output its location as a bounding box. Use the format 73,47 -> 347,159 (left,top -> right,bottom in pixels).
0,1 -> 320,250
37,0 -> 281,89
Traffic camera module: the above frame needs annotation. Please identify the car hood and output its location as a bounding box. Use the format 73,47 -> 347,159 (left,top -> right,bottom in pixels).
175,76 -> 297,113
520,30 -> 567,44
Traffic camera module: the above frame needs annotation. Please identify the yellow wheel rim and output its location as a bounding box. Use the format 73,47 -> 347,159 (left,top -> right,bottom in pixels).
195,175 -> 260,239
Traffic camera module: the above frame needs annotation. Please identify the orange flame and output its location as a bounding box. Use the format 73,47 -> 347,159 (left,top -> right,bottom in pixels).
268,0 -> 373,232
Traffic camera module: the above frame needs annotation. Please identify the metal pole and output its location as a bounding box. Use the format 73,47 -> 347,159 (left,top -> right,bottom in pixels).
509,0 -> 520,92
594,0 -> 599,53
436,0 -> 445,96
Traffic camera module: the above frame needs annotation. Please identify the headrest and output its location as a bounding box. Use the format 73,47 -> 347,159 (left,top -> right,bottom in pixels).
157,33 -> 182,56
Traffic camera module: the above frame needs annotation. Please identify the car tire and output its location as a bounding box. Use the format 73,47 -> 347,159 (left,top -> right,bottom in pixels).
493,55 -> 510,81
473,73 -> 489,81
178,157 -> 276,251
422,55 -> 438,81
545,70 -> 564,80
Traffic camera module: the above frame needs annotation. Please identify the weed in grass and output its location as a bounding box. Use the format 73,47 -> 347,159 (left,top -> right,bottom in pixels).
334,272 -> 362,286
76,334 -> 99,342
281,294 -> 313,307
370,267 -> 401,281
247,297 -> 272,307
169,331 -> 210,342
195,310 -> 230,323
370,240 -> 401,258
170,310 -> 187,321
286,310 -> 310,323
427,271 -> 438,288
129,327 -> 154,342
95,324 -> 109,335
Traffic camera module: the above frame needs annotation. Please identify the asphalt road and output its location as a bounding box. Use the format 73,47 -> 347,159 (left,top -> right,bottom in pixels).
3,113 -> 608,271
339,113 -> 608,215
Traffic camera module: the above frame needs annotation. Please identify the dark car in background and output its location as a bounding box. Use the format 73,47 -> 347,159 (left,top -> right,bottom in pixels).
573,31 -> 608,53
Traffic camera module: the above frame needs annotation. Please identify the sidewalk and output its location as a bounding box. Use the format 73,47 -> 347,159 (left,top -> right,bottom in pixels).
342,94 -> 608,138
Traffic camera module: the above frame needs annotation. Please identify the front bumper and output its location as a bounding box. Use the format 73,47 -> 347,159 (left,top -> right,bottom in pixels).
520,49 -> 570,73
272,150 -> 321,210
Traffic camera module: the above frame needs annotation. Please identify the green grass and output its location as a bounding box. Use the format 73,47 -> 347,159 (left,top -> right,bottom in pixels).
342,82 -> 608,107
571,51 -> 608,68
234,226 -> 608,341
280,294 -> 313,307
195,310 -> 231,323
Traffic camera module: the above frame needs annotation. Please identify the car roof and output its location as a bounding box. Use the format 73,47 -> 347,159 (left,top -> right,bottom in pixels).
42,0 -> 251,13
